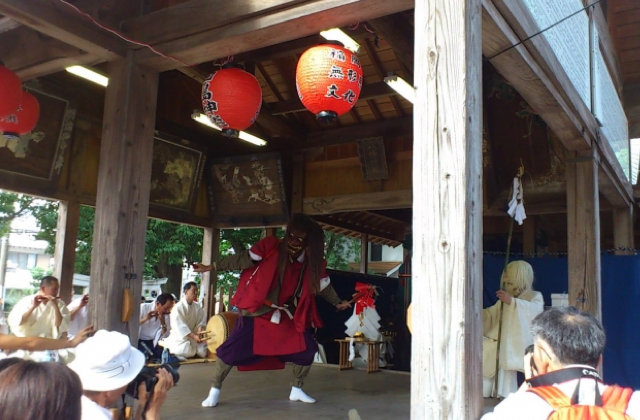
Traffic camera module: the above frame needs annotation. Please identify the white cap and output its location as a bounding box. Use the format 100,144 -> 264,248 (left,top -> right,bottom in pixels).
68,330 -> 145,392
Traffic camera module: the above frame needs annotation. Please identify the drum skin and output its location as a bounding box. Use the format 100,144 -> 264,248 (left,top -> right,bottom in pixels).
206,311 -> 239,354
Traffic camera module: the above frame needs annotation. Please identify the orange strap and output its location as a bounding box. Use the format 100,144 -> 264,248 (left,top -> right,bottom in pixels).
601,386 -> 634,412
528,386 -> 571,410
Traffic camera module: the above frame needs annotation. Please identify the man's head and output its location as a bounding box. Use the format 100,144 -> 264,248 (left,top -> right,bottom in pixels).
501,261 -> 533,297
279,214 -> 326,293
39,276 -> 60,297
68,330 -> 145,407
531,306 -> 606,374
285,214 -> 312,259
154,293 -> 175,315
183,282 -> 198,304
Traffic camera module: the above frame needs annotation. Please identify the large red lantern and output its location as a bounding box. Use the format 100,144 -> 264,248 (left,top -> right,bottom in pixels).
201,65 -> 262,138
0,91 -> 40,139
0,65 -> 23,118
296,43 -> 363,123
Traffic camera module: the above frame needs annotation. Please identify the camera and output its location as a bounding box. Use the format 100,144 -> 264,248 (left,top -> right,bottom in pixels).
125,363 -> 180,399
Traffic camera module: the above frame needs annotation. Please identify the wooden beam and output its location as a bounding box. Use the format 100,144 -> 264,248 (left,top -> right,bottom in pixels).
491,0 -> 633,206
624,82 -> 640,139
314,215 -> 404,242
592,2 -> 623,94
122,0 -> 308,46
481,0 -> 587,151
201,227 -> 220,319
300,116 -> 412,150
135,0 -> 414,70
613,206 -> 634,255
53,200 -> 81,304
272,82 -> 396,115
303,190 -> 411,215
367,12 -> 414,77
89,52 -> 158,340
0,0 -> 128,60
566,150 -> 601,319
412,0 -> 483,417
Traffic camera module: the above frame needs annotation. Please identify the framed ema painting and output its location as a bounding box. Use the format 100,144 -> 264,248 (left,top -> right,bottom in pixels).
0,87 -> 76,185
206,152 -> 289,225
149,131 -> 206,213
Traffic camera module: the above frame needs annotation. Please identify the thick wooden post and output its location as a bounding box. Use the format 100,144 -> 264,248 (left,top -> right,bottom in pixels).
412,0 -> 483,418
89,51 -> 158,342
613,207 -> 634,255
360,234 -> 368,274
566,150 -> 601,318
201,227 -> 220,319
523,216 -> 536,256
53,200 -> 80,304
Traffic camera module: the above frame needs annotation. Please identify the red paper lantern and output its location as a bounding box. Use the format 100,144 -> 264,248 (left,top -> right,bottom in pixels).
201,66 -> 262,138
0,91 -> 40,139
296,43 -> 363,123
0,65 -> 23,118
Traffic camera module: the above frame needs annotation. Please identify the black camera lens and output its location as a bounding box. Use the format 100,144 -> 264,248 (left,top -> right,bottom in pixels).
125,363 -> 180,399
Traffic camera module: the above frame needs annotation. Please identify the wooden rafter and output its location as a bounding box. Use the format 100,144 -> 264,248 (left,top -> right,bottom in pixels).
367,12 -> 414,79
134,0 -> 415,70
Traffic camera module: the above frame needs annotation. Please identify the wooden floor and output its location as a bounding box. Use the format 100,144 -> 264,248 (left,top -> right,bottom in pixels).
161,362 -> 498,419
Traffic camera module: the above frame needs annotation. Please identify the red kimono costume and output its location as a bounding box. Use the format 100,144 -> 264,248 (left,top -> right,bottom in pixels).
215,236 -> 327,369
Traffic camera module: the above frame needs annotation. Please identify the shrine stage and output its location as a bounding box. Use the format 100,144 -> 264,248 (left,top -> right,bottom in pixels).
161,362 -> 498,419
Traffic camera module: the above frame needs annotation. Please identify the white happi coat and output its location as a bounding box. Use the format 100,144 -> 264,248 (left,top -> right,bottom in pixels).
482,290 -> 544,398
8,294 -> 70,338
67,297 -> 90,339
164,299 -> 207,358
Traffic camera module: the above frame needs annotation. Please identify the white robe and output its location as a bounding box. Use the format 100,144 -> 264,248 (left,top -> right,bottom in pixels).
0,307 -> 8,335
482,290 -> 544,398
164,299 -> 207,358
80,395 -> 113,420
8,294 -> 70,338
67,297 -> 90,339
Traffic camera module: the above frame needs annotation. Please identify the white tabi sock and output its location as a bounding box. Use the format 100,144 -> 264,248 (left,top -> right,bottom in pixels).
289,386 -> 316,403
201,387 -> 221,407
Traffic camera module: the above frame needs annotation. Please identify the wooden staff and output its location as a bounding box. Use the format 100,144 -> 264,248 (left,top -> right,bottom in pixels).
493,166 -> 524,398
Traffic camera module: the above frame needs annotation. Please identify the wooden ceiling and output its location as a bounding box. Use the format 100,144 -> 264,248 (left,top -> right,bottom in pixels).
609,0 -> 640,84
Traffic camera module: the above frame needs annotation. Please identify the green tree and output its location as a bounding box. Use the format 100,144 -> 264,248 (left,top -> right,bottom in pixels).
0,191 -> 35,237
216,228 -> 264,290
31,202 -> 95,275
325,231 -> 361,271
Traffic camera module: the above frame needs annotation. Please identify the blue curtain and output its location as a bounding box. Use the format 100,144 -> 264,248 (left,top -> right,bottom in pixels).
483,254 -> 640,388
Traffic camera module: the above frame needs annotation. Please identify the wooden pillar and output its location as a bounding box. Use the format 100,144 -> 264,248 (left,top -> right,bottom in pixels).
523,216 -> 536,256
360,234 -> 368,274
53,200 -> 80,304
291,153 -> 304,215
566,150 -> 601,318
263,227 -> 277,238
89,51 -> 158,342
201,227 -> 220,319
412,0 -> 483,418
613,206 -> 634,255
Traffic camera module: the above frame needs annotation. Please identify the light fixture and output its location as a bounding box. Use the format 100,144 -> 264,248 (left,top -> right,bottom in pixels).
65,66 -> 109,87
319,28 -> 360,53
383,74 -> 415,104
191,112 -> 267,146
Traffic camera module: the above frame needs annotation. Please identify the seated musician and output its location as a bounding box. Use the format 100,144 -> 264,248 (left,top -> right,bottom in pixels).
139,293 -> 175,360
163,283 -> 207,360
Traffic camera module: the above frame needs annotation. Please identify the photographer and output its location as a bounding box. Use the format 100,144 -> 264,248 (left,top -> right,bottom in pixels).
68,330 -> 174,420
